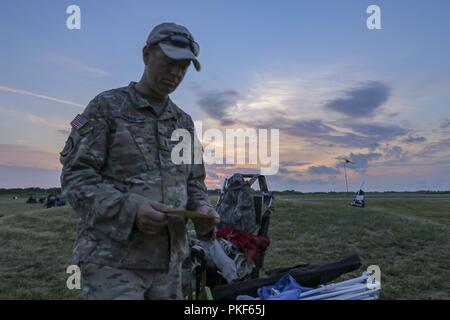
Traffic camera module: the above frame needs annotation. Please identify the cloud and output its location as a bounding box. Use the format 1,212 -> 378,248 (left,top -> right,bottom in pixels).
385,145 -> 402,159
0,105 -> 49,125
44,53 -> 112,77
280,161 -> 310,167
307,165 -> 340,176
258,117 -> 379,148
265,174 -> 340,192
0,86 -> 84,108
25,114 -> 48,125
416,138 -> 450,158
307,122 -> 407,149
277,167 -> 299,175
197,90 -> 239,125
383,145 -> 409,161
336,152 -> 382,172
277,166 -> 304,178
193,78 -> 403,149
282,119 -> 335,137
346,123 -> 407,140
207,171 -> 219,180
0,144 -> 61,170
324,81 -> 391,118
192,75 -> 441,190
320,133 -> 380,149
0,165 -> 60,188
256,117 -> 405,149
441,119 -> 450,130
57,129 -> 70,136
402,134 -> 427,144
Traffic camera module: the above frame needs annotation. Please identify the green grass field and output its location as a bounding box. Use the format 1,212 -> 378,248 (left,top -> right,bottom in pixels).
0,193 -> 449,299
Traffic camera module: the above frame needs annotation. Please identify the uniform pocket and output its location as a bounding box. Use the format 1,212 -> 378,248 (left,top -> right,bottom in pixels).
111,116 -> 157,173
122,229 -> 170,270
176,164 -> 189,178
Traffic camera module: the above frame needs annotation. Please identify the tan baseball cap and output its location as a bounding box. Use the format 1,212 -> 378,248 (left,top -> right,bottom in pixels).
146,22 -> 201,71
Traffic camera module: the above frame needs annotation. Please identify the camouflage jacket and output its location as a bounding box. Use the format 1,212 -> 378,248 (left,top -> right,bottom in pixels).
60,82 -> 212,270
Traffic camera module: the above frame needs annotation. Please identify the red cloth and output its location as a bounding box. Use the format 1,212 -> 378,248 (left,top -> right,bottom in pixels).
216,226 -> 270,261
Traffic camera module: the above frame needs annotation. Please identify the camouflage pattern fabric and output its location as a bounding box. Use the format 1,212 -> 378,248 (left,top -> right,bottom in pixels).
217,174 -> 257,233
60,82 -> 213,298
80,261 -> 183,300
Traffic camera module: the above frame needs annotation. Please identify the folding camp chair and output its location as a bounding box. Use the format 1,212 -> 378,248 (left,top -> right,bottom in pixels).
185,173 -> 275,299
350,189 -> 365,207
215,173 -> 275,279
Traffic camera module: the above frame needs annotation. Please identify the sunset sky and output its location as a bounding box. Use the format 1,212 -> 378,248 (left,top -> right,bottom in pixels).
1,0 -> 450,191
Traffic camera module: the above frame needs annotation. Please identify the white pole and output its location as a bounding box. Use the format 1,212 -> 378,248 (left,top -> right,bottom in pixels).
344,162 -> 349,196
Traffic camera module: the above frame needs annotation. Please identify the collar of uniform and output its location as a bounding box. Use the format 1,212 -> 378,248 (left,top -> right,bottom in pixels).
127,81 -> 178,120
159,100 -> 178,120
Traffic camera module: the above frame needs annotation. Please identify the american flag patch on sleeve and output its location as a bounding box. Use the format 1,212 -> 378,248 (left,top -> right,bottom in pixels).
70,114 -> 88,130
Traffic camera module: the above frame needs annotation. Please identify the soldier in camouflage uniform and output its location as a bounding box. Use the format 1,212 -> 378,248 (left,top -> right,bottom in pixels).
60,22 -> 219,300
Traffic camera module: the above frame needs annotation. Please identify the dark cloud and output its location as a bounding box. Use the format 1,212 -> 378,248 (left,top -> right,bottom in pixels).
282,119 -> 335,137
320,122 -> 407,149
386,146 -> 402,159
261,117 -> 378,148
258,117 -> 375,148
310,122 -> 407,149
336,152 -> 382,172
324,81 -> 391,118
57,129 -> 70,136
195,82 -> 402,150
277,167 -> 291,174
259,116 -> 404,149
280,161 -> 310,167
197,89 -> 239,125
402,134 -> 427,144
383,145 -> 408,160
195,83 -> 404,152
346,123 -> 407,140
416,138 -> 450,157
265,174 -> 337,192
307,165 -> 340,176
323,133 -> 380,149
253,117 -> 334,138
0,165 -> 60,188
277,167 -> 304,177
187,82 -> 202,91
207,171 -> 219,179
0,144 -> 60,169
205,164 -> 262,176
441,119 -> 450,130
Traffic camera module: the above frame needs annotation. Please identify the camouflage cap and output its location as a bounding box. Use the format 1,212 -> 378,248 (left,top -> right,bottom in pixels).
146,22 -> 201,71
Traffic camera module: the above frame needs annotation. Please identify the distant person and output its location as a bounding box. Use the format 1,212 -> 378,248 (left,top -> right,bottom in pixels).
56,195 -> 65,207
26,196 -> 37,204
46,194 -> 56,208
59,23 -> 219,300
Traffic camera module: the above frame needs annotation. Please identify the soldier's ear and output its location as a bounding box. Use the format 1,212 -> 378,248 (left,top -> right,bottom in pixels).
142,45 -> 150,65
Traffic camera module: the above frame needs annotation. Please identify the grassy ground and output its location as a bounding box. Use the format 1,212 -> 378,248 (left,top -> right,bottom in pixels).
0,193 -> 449,299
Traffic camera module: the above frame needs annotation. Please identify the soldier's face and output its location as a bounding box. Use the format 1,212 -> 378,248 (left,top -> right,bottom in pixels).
143,45 -> 190,97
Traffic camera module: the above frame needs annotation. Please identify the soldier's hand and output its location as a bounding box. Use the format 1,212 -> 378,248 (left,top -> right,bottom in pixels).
135,201 -> 169,235
192,206 -> 220,237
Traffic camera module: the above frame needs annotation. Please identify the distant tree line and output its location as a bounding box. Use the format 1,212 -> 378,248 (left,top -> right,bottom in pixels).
0,187 -> 62,195
1,187 -> 449,196
272,190 -> 450,194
